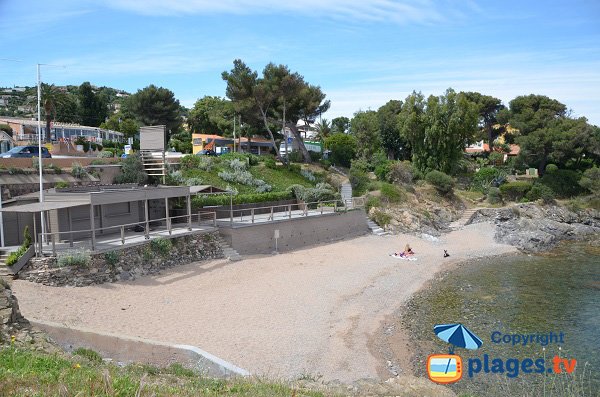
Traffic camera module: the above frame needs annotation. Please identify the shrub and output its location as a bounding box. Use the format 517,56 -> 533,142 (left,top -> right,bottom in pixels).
6,245 -> 28,266
545,164 -> 559,174
192,191 -> 293,208
115,154 -> 148,185
324,133 -> 357,167
488,151 -> 504,165
349,169 -> 369,197
579,167 -> 600,196
219,152 -> 252,164
487,187 -> 502,204
288,183 -> 338,203
23,225 -> 32,248
526,183 -> 555,204
499,181 -> 532,201
185,177 -> 203,186
48,163 -> 63,174
379,182 -> 405,203
288,163 -> 301,174
180,154 -> 200,169
387,161 -> 414,184
539,169 -> 584,198
300,169 -> 316,182
97,151 -> 114,158
350,158 -> 370,173
150,238 -> 172,257
365,195 -> 381,213
57,249 -> 91,267
319,159 -> 331,170
425,170 -> 455,194
308,150 -> 322,162
374,161 -> 391,181
71,162 -> 87,178
371,209 -> 391,227
264,157 -> 277,169
104,250 -> 120,267
288,151 -> 303,163
471,167 -> 501,193
73,348 -> 103,364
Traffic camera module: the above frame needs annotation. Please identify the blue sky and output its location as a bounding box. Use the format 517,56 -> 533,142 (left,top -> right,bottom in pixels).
1,0 -> 599,125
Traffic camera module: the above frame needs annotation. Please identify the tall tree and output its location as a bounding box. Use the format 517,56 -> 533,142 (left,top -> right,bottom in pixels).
40,84 -> 68,141
77,82 -> 107,127
125,84 -> 182,139
378,99 -> 409,160
463,92 -> 504,151
401,89 -> 479,174
315,119 -> 331,142
350,110 -> 380,160
188,96 -> 234,136
222,60 -> 330,162
331,116 -> 350,134
99,113 -> 139,138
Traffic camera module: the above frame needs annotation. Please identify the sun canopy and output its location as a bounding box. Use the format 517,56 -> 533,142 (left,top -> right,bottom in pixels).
434,323 -> 483,350
0,200 -> 90,213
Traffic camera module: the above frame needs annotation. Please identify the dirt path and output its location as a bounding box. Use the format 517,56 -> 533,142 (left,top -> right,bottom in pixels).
12,223 -> 516,382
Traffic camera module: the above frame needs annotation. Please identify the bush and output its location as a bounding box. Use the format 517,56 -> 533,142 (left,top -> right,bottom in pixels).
73,348 -> 103,364
387,161 -> 414,184
180,154 -> 201,169
104,250 -> 120,267
300,169 -> 316,182
539,169 -> 584,198
350,158 -> 370,173
487,187 -> 502,204
425,170 -> 455,194
374,161 -> 392,181
192,191 -> 293,208
6,245 -> 28,266
499,181 -> 532,201
150,238 -> 173,257
319,159 -> 331,170
371,209 -> 391,227
264,157 -> 277,169
379,182 -> 405,203
471,167 -> 501,193
365,196 -> 381,213
324,133 -> 357,167
579,167 -> 600,196
70,162 -> 86,178
23,225 -> 32,248
488,151 -> 504,166
288,163 -> 301,174
526,183 -> 555,204
97,150 -> 114,158
308,150 -> 322,162
57,249 -> 91,267
288,151 -> 303,163
48,163 -> 63,174
349,169 -> 369,197
545,164 -> 559,174
288,183 -> 338,203
115,154 -> 148,185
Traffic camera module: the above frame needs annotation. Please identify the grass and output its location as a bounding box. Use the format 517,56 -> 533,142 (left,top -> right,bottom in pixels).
0,347 -> 329,397
455,189 -> 485,203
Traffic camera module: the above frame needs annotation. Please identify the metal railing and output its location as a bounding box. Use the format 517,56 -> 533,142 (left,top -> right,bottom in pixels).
37,212 -> 215,256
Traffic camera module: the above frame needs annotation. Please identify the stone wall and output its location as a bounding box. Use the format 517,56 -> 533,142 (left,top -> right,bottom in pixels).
19,231 -> 223,287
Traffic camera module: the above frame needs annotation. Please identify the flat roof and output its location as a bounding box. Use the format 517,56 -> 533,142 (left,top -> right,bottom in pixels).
0,200 -> 90,213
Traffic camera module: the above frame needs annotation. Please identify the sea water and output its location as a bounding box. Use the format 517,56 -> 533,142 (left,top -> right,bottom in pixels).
404,241 -> 600,396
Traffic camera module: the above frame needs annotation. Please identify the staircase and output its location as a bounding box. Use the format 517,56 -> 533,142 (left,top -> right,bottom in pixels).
341,183 -> 353,209
367,219 -> 391,236
0,248 -> 14,278
215,235 -> 242,262
448,208 -> 480,230
140,150 -> 167,179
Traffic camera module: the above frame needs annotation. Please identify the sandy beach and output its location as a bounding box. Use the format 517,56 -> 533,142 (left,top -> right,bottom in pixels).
12,222 -> 517,382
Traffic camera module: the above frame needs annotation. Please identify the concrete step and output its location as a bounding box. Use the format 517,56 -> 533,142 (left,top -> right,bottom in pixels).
216,237 -> 242,262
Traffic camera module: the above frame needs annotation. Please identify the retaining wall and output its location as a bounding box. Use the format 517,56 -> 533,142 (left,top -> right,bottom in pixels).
20,231 -> 223,287
219,209 -> 369,255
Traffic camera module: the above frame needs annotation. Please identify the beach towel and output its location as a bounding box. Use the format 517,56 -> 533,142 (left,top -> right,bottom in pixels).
389,254 -> 417,261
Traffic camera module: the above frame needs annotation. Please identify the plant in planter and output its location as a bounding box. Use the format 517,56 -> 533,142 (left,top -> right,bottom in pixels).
6,226 -> 32,266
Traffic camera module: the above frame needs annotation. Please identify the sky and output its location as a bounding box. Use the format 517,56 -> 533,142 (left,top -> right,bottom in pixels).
1,0 -> 600,125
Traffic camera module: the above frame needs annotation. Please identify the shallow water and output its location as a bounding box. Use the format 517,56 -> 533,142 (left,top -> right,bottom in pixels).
403,241 -> 600,396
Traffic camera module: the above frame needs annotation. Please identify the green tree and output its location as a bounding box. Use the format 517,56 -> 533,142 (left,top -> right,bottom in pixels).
125,85 -> 182,139
463,92 -> 505,151
188,96 -> 234,135
41,84 -> 69,141
401,89 -> 479,174
350,110 -> 380,160
378,99 -> 409,160
315,119 -> 331,142
331,116 -> 350,134
324,133 -> 357,167
99,113 -> 139,138
503,94 -> 566,136
77,82 -> 107,127
579,167 -> 600,196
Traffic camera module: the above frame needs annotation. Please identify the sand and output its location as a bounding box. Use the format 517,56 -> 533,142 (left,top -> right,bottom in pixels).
12,222 -> 517,382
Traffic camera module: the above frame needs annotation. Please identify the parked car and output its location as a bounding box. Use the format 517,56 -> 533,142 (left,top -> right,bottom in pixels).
196,149 -> 217,156
0,145 -> 52,158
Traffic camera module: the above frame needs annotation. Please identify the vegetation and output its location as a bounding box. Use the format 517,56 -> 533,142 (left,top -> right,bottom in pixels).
0,347 -> 327,397
57,249 -> 92,268
5,226 -> 32,267
324,133 -> 357,167
114,154 -> 148,185
193,191 -> 293,208
425,170 -> 455,194
103,250 -> 120,267
150,238 -> 173,257
539,169 -> 585,198
499,181 -> 532,201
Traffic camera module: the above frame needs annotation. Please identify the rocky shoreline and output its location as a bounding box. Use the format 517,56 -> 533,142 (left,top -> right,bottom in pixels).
469,203 -> 600,252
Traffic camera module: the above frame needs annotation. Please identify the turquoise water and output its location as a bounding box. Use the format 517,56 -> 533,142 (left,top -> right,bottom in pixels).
403,241 -> 600,396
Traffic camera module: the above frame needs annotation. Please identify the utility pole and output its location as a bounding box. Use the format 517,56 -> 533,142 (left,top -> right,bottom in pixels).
283,101 -> 287,164
37,64 -> 45,243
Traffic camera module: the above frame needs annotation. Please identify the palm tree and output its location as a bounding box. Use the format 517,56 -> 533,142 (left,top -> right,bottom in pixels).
315,119 -> 331,142
41,84 -> 67,142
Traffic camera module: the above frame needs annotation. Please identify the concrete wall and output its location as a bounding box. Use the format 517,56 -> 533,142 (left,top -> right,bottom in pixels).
32,320 -> 249,378
219,209 -> 369,255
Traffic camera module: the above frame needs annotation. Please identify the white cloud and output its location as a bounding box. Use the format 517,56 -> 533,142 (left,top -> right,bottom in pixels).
100,0 -> 475,24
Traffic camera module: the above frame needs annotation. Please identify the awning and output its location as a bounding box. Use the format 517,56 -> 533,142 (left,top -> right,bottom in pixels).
0,200 -> 90,213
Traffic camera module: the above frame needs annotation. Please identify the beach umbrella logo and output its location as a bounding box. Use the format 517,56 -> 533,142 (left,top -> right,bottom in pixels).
427,323 -> 483,384
434,323 -> 483,353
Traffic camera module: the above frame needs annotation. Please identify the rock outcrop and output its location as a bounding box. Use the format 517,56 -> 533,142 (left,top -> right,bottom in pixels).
470,204 -> 600,252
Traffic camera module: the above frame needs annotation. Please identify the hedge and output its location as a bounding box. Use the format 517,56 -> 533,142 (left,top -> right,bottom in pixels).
499,181 -> 532,201
192,191 -> 293,208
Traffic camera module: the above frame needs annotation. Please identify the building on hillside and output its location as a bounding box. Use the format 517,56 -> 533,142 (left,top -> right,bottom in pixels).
0,117 -> 124,144
465,140 -> 520,163
191,133 -> 274,155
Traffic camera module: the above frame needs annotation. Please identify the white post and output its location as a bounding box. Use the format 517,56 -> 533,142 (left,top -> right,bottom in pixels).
37,64 -> 45,243
233,116 -> 236,152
